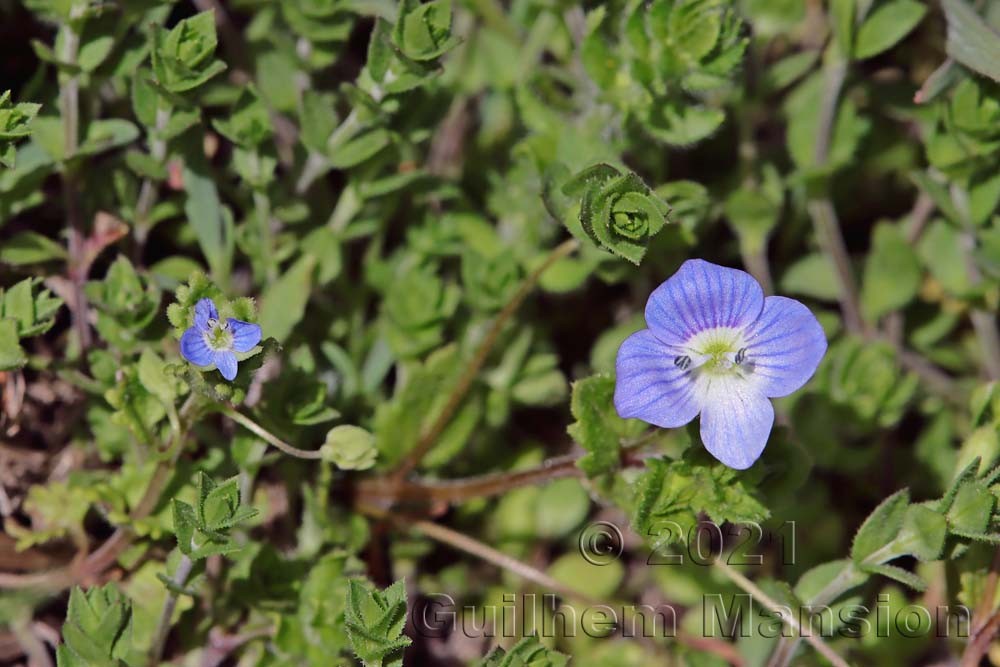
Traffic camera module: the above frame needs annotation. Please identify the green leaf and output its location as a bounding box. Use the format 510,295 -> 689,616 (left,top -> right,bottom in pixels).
568,374 -> 644,476
780,253 -> 841,301
151,10 -> 227,93
865,563 -> 928,591
212,86 -> 272,148
58,585 -> 134,667
137,349 -> 179,404
344,578 -> 412,667
632,456 -> 770,540
851,488 -> 909,564
477,636 -> 569,667
258,255 -> 316,342
829,0 -> 856,57
943,0 -> 1000,82
172,499 -> 198,556
328,128 -> 392,168
0,230 -> 66,264
182,143 -> 233,282
0,319 -> 26,371
562,164 -> 669,265
854,0 -> 927,59
860,222 -> 922,321
0,91 -> 41,169
393,0 -> 460,62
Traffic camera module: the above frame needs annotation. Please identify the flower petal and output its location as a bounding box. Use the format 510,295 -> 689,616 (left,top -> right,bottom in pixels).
743,296 -> 827,398
180,327 -> 213,366
699,376 -> 774,470
228,318 -> 262,353
214,351 -> 238,381
645,259 -> 764,345
194,298 -> 218,329
614,329 -> 703,428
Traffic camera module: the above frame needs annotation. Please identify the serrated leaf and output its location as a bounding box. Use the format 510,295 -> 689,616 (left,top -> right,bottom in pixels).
568,374 -> 643,476
851,488 -> 909,564
864,563 -> 927,591
344,578 -> 412,667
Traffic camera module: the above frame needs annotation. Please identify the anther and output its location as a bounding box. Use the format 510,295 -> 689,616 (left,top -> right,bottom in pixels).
674,355 -> 691,370
735,347 -> 747,365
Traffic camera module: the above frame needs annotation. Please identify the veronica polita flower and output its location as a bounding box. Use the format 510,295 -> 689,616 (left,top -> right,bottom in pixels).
614,259 -> 827,469
180,298 -> 261,381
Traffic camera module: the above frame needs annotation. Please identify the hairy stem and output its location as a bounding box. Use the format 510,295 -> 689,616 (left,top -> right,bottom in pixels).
134,106 -> 170,255
390,238 -> 580,481
806,59 -> 865,336
221,407 -> 323,459
59,20 -> 92,351
366,508 -> 743,666
715,559 -> 851,667
148,555 -> 194,666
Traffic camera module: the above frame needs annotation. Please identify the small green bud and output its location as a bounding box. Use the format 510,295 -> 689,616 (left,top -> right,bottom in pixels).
322,425 -> 378,470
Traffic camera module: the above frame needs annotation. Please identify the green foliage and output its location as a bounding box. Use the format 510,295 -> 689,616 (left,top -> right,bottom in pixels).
0,277 -> 62,369
568,374 -> 644,476
549,163 -> 671,264
56,585 -> 135,667
632,456 -> 770,540
0,90 -> 41,168
151,10 -> 226,94
478,636 -> 569,667
170,472 -> 259,560
344,578 -> 412,667
7,0 -> 1000,665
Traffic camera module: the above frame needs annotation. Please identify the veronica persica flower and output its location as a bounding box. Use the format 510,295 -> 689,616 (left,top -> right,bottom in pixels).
180,298 -> 261,381
614,260 -> 827,469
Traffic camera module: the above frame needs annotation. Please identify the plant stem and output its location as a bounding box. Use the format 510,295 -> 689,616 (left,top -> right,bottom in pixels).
359,454 -> 582,511
366,507 -> 743,666
11,617 -> 53,667
389,238 -> 580,481
253,186 -> 276,283
359,448 -> 652,511
951,185 -> 1000,381
134,106 -> 170,255
714,559 -> 851,667
807,59 -> 865,337
59,20 -> 92,351
148,555 -> 194,666
221,407 -> 324,459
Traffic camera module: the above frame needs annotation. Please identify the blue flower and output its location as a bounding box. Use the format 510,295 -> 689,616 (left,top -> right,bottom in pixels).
614,259 -> 827,469
180,298 -> 261,381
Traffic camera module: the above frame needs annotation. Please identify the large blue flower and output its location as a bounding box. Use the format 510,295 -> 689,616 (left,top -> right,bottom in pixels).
614,259 -> 827,469
179,298 -> 261,381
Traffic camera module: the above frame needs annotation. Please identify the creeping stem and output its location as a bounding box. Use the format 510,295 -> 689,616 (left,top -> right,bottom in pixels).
220,407 -> 324,459
806,61 -> 863,336
362,505 -> 745,666
147,554 -> 194,666
389,238 -> 581,482
58,19 -> 93,351
714,559 -> 852,667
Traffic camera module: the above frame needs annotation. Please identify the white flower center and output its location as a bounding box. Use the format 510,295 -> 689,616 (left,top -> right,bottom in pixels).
674,327 -> 754,379
203,318 -> 234,352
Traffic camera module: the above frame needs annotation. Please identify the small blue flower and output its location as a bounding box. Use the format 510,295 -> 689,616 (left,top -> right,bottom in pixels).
180,298 -> 262,381
614,259 -> 827,469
